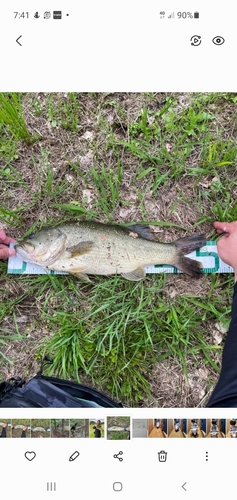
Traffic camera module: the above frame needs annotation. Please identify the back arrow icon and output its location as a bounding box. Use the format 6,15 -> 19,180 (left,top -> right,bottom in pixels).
182,482 -> 187,491
16,36 -> 22,46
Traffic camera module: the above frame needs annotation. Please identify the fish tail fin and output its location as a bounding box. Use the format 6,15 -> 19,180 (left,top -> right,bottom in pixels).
174,233 -> 206,278
174,255 -> 203,277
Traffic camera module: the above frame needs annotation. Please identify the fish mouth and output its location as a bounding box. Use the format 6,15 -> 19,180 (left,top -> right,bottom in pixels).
15,242 -> 41,264
16,241 -> 34,248
15,241 -> 64,265
15,242 -> 35,255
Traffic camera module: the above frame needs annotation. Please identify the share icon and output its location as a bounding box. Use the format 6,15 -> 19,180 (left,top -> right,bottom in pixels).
113,451 -> 123,461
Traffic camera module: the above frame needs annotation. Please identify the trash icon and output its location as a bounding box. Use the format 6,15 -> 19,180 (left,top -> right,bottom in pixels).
158,450 -> 167,462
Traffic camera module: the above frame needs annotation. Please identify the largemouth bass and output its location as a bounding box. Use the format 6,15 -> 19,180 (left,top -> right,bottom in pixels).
15,221 -> 206,281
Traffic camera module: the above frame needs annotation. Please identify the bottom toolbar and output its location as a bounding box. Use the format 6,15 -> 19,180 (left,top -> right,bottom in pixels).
0,437 -> 236,499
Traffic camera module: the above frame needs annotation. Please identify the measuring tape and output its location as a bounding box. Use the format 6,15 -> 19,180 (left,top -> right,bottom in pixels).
7,241 -> 234,275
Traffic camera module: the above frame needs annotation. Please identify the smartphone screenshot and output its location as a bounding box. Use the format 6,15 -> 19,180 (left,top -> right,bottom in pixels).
0,2 -> 237,498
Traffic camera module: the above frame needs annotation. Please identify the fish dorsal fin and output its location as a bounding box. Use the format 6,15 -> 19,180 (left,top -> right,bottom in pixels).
66,240 -> 94,257
125,224 -> 156,241
121,266 -> 146,281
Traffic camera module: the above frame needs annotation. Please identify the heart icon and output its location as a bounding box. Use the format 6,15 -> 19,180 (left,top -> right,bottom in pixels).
25,451 -> 36,461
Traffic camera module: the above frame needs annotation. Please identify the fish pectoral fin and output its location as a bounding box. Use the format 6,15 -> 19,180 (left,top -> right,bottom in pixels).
67,240 -> 94,258
121,267 -> 146,281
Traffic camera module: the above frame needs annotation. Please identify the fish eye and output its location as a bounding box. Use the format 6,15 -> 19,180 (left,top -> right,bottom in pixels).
28,233 -> 35,239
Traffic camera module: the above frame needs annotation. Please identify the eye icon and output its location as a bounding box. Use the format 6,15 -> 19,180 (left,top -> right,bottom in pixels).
212,36 -> 225,45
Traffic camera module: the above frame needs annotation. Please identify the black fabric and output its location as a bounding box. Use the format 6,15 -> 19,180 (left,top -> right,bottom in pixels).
0,427 -> 7,438
207,282 -> 237,407
93,426 -> 101,437
0,373 -> 122,408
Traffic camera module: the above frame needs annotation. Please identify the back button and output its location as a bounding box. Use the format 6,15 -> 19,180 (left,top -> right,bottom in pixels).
16,35 -> 22,46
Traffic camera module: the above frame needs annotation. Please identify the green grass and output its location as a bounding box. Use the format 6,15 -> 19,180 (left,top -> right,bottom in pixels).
21,273 -> 231,403
45,93 -> 82,131
0,330 -> 26,365
0,93 -> 38,145
107,431 -> 128,440
1,92 -> 237,407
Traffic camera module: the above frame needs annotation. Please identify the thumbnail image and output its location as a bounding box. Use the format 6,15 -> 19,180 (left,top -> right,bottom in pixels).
31,419 -> 51,438
206,419 -> 225,437
12,419 -> 31,438
187,419 -> 206,438
107,417 -> 130,440
0,420 -> 12,438
226,419 -> 237,438
1,92 -> 237,410
70,419 -> 89,438
89,419 -> 104,438
51,419 -> 70,438
148,419 -> 167,438
132,419 -> 148,438
168,419 -> 187,438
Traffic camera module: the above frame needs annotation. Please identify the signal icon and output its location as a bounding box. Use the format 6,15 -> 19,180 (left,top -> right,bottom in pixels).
168,12 -> 175,19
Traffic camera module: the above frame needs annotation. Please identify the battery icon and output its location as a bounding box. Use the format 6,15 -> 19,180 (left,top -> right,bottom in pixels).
194,12 -> 199,18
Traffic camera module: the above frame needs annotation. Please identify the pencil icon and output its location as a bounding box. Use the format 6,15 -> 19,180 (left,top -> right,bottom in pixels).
69,451 -> 80,462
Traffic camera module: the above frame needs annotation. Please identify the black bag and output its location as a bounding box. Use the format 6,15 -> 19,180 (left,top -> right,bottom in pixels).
0,358 -> 122,408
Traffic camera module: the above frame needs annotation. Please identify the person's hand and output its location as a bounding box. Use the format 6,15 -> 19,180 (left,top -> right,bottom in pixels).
213,221 -> 237,282
0,229 -> 16,260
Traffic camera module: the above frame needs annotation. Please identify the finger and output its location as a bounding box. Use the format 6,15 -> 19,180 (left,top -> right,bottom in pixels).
0,248 -> 11,260
0,229 -> 7,240
213,221 -> 237,233
3,236 -> 17,245
0,246 -> 16,260
0,229 -> 16,245
213,221 -> 228,231
9,247 -> 16,256
0,244 -> 16,251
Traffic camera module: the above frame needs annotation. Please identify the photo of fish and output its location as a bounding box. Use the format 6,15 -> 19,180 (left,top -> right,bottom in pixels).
15,221 -> 206,281
1,91 -> 237,410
